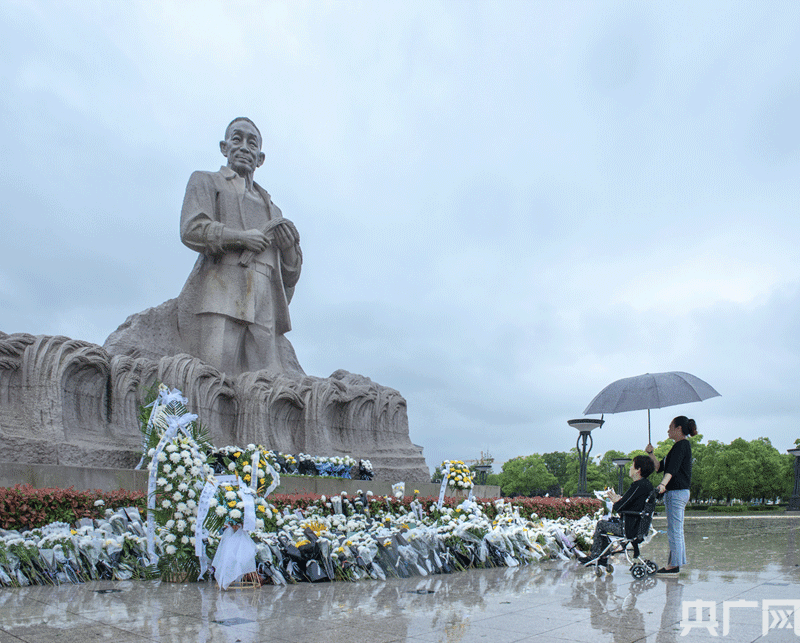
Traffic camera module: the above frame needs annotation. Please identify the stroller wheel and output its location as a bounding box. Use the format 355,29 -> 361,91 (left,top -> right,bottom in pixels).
631,564 -> 647,579
605,563 -> 614,574
645,560 -> 658,575
595,565 -> 605,577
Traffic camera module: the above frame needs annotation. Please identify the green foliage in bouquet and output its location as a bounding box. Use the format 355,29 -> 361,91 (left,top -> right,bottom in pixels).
137,383 -> 212,466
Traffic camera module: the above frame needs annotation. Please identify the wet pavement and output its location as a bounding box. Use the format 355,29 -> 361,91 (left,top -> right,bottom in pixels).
1,516 -> 799,642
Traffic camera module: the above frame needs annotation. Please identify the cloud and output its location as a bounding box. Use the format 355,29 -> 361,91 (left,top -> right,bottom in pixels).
1,1 -> 799,472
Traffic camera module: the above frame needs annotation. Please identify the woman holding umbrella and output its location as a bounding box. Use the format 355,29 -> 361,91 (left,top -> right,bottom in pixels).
645,415 -> 697,574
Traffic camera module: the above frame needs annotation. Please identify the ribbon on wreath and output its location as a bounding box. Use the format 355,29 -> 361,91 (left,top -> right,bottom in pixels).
239,482 -> 257,533
264,461 -> 280,496
437,463 -> 451,510
247,451 -> 281,496
135,384 -> 188,470
195,474 -> 234,579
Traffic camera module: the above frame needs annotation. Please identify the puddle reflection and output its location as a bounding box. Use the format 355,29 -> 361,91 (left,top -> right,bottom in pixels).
648,516 -> 800,572
0,518 -> 797,642
565,569 -> 686,643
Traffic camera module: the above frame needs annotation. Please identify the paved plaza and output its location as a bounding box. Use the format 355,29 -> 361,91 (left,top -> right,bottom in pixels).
1,516 -> 799,642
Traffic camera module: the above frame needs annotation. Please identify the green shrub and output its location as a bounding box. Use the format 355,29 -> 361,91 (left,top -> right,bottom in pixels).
685,503 -> 785,514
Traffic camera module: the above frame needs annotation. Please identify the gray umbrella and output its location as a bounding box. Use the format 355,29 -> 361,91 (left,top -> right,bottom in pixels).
583,371 -> 721,443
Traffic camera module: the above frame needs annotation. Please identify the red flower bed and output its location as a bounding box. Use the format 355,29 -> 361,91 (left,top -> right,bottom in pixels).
1,486 -> 600,531
0,485 -> 146,530
268,492 -> 600,521
503,496 -> 602,520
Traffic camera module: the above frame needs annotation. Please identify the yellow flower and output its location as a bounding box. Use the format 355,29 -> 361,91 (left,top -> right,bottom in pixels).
296,539 -> 310,547
70,529 -> 77,535
257,505 -> 266,513
244,474 -> 251,481
305,520 -> 327,536
233,452 -> 241,458
227,501 -> 237,508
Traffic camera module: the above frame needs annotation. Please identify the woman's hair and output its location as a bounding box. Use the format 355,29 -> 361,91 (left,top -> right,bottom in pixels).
632,454 -> 655,478
672,415 -> 698,436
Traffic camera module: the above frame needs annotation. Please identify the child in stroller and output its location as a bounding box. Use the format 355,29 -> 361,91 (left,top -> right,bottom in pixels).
579,455 -> 658,577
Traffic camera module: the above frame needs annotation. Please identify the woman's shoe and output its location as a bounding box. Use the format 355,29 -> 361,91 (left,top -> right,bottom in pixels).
656,566 -> 679,574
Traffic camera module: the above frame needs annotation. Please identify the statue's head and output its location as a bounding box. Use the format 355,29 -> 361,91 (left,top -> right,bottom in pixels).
220,117 -> 265,176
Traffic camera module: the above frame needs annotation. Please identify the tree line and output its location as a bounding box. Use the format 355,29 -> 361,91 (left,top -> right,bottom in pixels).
438,435 -> 798,503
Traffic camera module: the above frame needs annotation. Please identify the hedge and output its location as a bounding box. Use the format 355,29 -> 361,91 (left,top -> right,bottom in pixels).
1,485 -> 601,531
0,485 -> 146,530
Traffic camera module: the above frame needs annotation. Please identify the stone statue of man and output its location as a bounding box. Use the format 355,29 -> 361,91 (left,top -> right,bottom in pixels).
175,117 -> 303,376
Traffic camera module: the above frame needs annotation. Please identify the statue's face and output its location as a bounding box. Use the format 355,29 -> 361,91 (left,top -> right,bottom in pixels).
221,120 -> 265,176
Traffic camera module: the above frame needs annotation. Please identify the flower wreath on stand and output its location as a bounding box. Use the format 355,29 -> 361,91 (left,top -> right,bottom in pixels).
196,445 -> 281,589
208,445 -> 279,495
139,384 -> 214,581
441,460 -> 476,490
202,445 -> 279,535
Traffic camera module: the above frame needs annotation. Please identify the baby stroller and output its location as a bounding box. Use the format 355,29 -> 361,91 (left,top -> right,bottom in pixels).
582,489 -> 659,578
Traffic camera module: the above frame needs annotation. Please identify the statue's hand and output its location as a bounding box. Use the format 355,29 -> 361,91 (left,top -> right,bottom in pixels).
273,220 -> 299,250
239,229 -> 270,253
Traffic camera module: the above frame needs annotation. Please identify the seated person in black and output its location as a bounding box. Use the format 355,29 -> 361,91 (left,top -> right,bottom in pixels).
582,455 -> 655,562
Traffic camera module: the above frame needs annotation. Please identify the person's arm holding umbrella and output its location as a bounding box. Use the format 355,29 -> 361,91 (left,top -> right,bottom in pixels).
644,444 -> 663,491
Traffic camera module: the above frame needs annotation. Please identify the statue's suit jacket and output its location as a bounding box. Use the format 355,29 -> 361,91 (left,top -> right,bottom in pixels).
176,166 -> 302,354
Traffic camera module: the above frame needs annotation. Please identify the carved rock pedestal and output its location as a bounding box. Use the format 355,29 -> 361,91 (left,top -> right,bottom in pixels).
0,331 -> 429,482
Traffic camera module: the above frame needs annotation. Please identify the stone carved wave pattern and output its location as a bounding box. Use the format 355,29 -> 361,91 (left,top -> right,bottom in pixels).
0,332 -> 428,481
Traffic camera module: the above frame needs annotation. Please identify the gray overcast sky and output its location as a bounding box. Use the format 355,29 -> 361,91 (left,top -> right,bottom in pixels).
1,1 -> 799,472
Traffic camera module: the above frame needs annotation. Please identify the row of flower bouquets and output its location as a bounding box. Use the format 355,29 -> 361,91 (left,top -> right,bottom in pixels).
0,507 -> 570,587
207,452 -> 374,480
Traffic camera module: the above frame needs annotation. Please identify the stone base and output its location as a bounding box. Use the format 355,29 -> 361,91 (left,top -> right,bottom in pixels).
0,462 -> 501,499
0,331 -> 429,481
0,462 -> 146,492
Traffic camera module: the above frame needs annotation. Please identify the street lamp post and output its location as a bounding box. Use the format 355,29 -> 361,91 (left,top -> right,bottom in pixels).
568,418 -> 605,497
787,448 -> 800,512
612,458 -> 632,495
